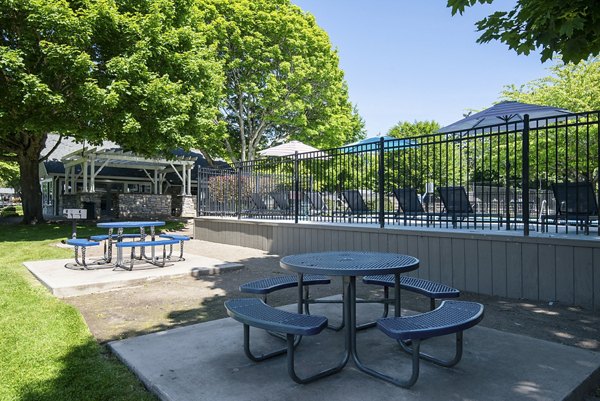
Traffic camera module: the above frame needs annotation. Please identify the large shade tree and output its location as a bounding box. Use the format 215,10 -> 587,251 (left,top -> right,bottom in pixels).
387,120 -> 441,138
448,0 -> 600,63
0,0 -> 223,224
201,0 -> 364,163
501,57 -> 600,111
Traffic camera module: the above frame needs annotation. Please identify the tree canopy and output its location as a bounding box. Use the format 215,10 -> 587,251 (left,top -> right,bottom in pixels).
500,57 -> 600,111
201,0 -> 364,163
387,120 -> 441,138
447,0 -> 600,63
0,0 -> 223,223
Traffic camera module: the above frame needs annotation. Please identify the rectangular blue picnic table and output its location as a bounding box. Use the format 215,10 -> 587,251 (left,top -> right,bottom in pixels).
96,221 -> 166,268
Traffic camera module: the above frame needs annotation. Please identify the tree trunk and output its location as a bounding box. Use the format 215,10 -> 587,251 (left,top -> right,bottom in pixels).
18,134 -> 46,224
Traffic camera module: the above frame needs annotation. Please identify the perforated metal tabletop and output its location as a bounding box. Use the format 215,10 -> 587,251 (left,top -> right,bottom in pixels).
280,251 -> 419,276
97,221 -> 165,228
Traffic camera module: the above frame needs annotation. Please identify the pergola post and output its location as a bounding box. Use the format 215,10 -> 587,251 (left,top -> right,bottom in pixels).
83,159 -> 89,192
90,156 -> 96,192
154,169 -> 158,194
187,164 -> 192,195
181,164 -> 186,195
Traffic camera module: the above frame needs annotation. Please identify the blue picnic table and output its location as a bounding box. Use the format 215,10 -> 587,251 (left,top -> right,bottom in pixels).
96,221 -> 166,267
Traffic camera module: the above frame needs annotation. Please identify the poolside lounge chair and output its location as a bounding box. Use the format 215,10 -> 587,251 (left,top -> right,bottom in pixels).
244,193 -> 271,217
304,191 -> 328,215
543,182 -> 598,234
437,186 -> 500,228
340,190 -> 372,220
392,188 -> 442,224
269,191 -> 292,215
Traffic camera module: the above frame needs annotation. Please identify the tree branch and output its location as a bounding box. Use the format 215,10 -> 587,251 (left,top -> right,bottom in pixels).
0,154 -> 19,162
38,134 -> 63,162
224,138 -> 239,166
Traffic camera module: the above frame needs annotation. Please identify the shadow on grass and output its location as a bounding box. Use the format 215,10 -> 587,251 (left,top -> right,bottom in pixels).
0,220 -> 186,243
18,339 -> 156,401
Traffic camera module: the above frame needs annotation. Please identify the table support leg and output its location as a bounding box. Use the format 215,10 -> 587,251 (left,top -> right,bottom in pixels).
106,228 -> 114,263
351,273 -> 421,388
297,273 -> 304,314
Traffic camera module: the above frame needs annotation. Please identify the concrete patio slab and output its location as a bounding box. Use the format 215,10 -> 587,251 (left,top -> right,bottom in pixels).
109,300 -> 600,401
23,254 -> 243,298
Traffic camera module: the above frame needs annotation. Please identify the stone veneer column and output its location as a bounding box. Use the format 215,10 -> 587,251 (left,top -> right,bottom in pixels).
176,195 -> 197,218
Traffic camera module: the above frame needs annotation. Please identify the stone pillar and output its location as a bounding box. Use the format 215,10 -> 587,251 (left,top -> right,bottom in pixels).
173,195 -> 197,217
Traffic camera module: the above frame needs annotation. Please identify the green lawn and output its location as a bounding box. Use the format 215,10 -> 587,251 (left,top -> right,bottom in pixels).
0,221 -> 183,401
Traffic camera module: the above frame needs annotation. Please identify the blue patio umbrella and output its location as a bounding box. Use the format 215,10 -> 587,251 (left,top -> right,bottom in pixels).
341,135 -> 418,153
437,101 -> 573,134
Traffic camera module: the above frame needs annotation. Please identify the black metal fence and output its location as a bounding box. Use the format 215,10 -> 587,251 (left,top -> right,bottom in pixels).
198,110 -> 600,236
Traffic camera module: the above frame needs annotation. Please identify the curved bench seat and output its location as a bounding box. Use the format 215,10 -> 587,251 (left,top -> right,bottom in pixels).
240,274 -> 330,295
366,300 -> 484,388
377,300 -> 483,341
363,274 -> 459,311
225,298 -> 344,384
225,298 -> 327,336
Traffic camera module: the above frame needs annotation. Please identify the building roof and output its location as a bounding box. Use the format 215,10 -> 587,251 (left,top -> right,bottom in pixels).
41,134 -> 229,182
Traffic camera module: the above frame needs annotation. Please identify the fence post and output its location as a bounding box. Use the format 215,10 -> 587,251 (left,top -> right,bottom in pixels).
294,151 -> 299,224
196,168 -> 201,216
522,114 -> 530,236
379,137 -> 385,228
237,165 -> 242,220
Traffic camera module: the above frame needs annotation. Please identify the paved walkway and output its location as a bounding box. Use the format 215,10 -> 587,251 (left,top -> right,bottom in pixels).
109,299 -> 600,401
24,251 -> 242,297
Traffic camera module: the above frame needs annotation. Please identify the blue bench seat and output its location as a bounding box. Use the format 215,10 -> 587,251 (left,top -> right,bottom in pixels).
159,234 -> 190,241
371,300 -> 484,388
115,239 -> 179,270
240,274 -> 330,295
89,234 -> 140,241
225,298 -> 342,384
66,238 -> 100,247
65,239 -> 100,269
225,298 -> 327,336
159,234 -> 190,261
363,274 -> 460,311
240,274 -> 331,315
115,239 -> 179,248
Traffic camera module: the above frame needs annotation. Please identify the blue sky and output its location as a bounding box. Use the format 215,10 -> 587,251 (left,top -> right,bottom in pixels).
293,0 -> 552,136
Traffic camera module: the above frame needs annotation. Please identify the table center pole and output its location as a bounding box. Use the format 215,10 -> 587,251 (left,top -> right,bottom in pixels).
297,273 -> 304,314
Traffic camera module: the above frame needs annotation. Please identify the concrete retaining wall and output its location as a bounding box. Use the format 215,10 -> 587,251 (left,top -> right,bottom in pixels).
194,217 -> 600,311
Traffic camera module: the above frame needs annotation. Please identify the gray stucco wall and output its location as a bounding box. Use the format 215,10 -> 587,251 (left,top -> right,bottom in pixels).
194,217 -> 600,311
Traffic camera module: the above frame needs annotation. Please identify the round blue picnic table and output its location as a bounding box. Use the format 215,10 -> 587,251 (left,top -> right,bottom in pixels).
280,251 -> 419,380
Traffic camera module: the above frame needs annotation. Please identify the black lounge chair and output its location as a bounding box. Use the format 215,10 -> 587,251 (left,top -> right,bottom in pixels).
244,193 -> 271,217
304,191 -> 328,215
269,191 -> 292,214
340,190 -> 372,220
543,182 -> 598,234
392,188 -> 443,224
437,186 -> 500,227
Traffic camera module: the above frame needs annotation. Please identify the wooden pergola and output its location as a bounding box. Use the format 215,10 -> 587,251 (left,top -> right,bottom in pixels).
60,148 -> 197,195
